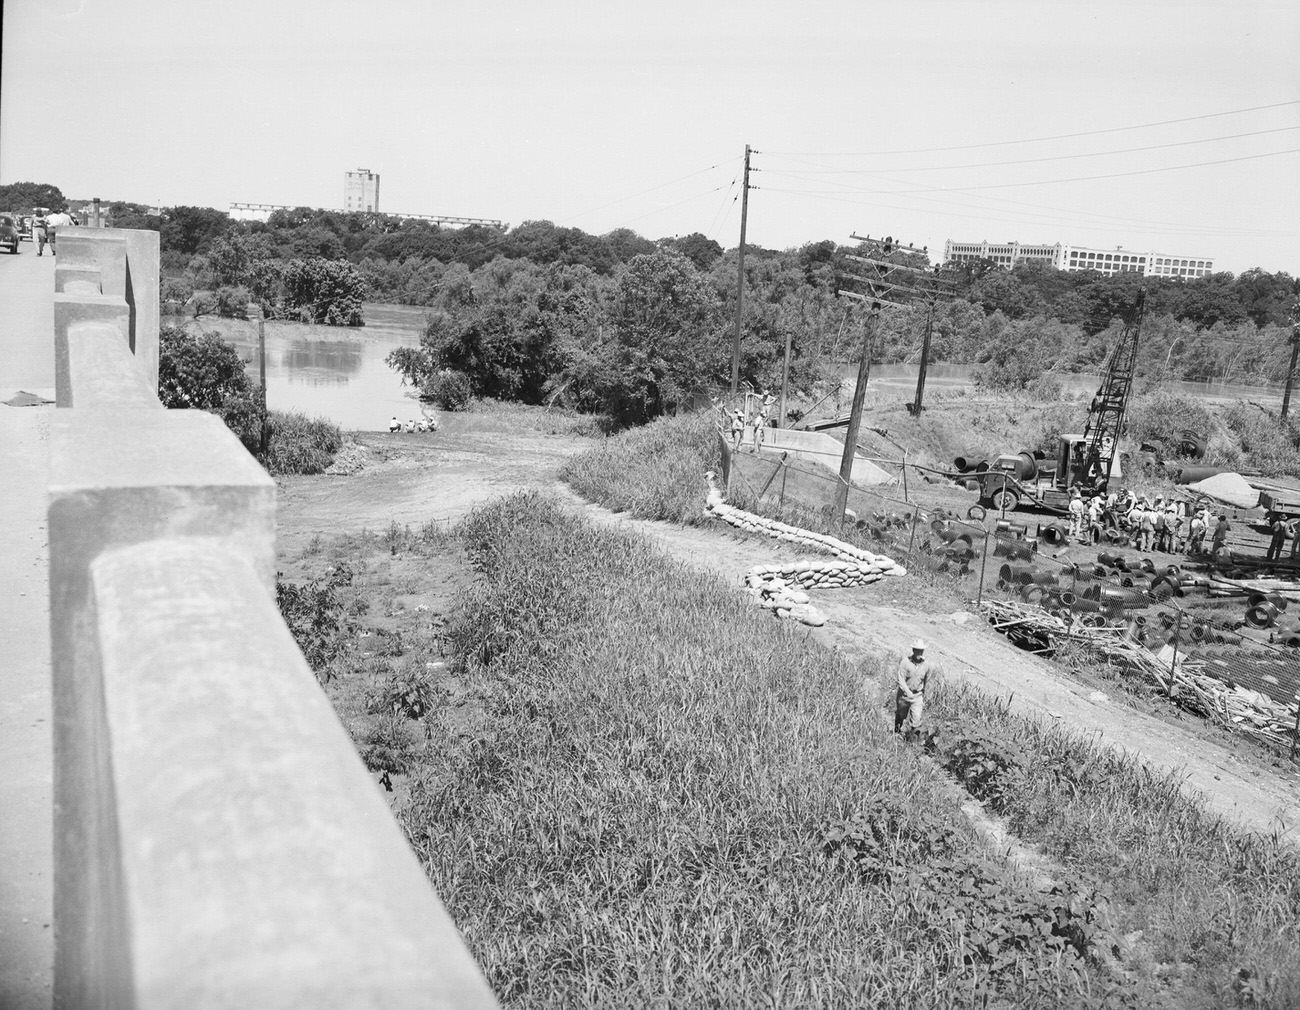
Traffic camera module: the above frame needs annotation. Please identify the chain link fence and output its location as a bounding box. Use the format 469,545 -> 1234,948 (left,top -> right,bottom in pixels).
719,431 -> 1300,759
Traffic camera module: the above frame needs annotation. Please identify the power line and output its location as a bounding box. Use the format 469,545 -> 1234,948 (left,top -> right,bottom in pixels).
767,148 -> 1300,196
760,127 -> 1300,175
558,157 -> 739,224
762,100 -> 1300,156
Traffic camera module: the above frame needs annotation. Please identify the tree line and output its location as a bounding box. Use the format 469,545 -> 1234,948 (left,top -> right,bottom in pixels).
8,182 -> 1297,403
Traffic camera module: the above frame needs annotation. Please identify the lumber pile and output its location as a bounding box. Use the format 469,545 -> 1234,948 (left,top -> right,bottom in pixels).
977,598 -> 1299,752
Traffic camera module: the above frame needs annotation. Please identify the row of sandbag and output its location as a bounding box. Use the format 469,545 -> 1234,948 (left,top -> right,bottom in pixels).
741,558 -> 902,627
705,499 -> 907,574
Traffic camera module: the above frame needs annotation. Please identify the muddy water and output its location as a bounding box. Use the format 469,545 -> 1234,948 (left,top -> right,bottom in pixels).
182,302 -> 430,431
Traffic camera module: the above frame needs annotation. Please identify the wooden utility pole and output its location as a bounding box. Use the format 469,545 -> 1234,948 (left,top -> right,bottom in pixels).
729,145 -> 752,394
837,302 -> 880,490
258,315 -> 268,453
778,329 -> 792,429
1282,325 -> 1300,422
912,300 -> 935,416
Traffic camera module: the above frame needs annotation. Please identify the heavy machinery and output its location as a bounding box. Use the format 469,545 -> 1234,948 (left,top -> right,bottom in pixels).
974,291 -> 1146,514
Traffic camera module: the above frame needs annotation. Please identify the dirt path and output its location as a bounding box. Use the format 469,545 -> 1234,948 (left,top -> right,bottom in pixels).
274,432 -> 1300,845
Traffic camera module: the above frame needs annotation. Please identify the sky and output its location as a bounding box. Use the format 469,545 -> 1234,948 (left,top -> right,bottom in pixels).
2,0 -> 1298,275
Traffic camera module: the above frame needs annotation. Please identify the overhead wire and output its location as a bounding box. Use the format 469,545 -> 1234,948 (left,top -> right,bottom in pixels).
760,127 -> 1300,175
762,100 -> 1300,156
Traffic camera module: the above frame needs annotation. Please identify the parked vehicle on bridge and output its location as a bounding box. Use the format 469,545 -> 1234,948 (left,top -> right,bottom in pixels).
0,214 -> 20,254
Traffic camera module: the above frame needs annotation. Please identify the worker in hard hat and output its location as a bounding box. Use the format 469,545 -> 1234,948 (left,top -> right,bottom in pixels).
729,409 -> 746,453
895,639 -> 934,740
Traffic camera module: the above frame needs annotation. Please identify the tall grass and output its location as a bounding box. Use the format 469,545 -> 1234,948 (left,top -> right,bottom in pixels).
261,409 -> 343,474
927,681 -> 1300,1008
559,412 -> 722,524
401,492 -> 1149,1007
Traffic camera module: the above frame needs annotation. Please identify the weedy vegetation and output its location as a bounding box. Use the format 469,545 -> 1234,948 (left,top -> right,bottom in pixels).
287,492 -> 1300,1007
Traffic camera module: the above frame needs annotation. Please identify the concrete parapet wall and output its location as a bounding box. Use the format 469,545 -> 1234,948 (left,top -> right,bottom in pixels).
57,227 -> 161,387
46,229 -> 499,1007
55,264 -> 103,293
80,541 -> 495,1007
66,323 -> 162,409
54,293 -> 131,407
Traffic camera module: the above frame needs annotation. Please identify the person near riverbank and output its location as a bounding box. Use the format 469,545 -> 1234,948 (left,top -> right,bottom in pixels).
894,640 -> 934,739
388,415 -> 400,433
1188,511 -> 1207,554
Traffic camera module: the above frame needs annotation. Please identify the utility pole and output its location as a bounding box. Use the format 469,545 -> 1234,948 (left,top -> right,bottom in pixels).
729,144 -> 753,394
912,300 -> 935,416
1283,325 -> 1300,422
778,329 -> 792,429
833,234 -> 956,516
837,303 -> 880,494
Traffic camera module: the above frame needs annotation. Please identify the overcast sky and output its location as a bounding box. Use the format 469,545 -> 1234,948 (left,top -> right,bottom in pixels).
2,0 -> 1297,274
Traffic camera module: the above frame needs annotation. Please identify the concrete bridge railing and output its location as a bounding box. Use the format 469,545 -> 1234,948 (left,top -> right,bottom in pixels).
47,228 -> 498,1008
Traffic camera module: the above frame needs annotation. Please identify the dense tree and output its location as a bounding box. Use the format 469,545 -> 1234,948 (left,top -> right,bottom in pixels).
160,206 -> 232,256
278,259 -> 366,325
0,181 -> 66,213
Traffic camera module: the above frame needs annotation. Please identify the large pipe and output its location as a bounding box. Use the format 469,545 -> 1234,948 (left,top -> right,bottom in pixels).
1040,523 -> 1069,547
1178,430 -> 1207,459
1173,465 -> 1226,485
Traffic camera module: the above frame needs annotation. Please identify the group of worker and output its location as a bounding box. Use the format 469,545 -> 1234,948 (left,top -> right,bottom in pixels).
1066,488 -> 1232,556
387,415 -> 438,433
725,391 -> 777,454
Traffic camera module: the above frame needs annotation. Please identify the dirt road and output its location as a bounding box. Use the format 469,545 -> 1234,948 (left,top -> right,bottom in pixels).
275,429 -> 1300,844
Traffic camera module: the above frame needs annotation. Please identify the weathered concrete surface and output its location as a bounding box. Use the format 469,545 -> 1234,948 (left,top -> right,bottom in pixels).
0,244 -> 55,1008
66,323 -> 162,409
762,427 -> 896,485
120,229 -> 161,386
53,293 -> 130,408
85,541 -> 498,1008
54,265 -> 102,294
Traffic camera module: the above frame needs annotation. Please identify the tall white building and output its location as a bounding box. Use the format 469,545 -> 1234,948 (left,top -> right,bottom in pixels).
344,168 -> 380,213
943,239 -> 1213,279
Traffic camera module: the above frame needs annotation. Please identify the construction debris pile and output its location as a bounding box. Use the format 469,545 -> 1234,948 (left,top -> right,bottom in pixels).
978,598 -> 1299,752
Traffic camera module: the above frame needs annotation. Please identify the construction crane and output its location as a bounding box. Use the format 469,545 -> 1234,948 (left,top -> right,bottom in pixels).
975,291 -> 1146,513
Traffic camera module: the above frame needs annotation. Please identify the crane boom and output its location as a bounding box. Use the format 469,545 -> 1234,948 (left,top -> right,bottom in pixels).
1080,291 -> 1146,491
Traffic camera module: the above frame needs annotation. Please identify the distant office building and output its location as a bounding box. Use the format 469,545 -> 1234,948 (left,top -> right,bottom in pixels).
943,239 -> 1213,279
344,168 -> 380,213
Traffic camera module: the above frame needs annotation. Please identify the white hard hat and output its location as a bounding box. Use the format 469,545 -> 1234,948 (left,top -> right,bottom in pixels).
911,639 -> 926,653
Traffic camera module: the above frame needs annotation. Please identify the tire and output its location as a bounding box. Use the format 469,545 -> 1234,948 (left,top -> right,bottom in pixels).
966,504 -> 987,522
992,489 -> 1020,513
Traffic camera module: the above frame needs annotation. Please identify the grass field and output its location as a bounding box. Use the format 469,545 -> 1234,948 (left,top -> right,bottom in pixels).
284,492 -> 1300,1008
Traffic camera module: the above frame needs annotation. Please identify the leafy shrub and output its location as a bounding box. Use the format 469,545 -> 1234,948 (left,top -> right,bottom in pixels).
943,733 -> 1030,813
275,563 -> 362,680
214,284 -> 251,319
261,410 -> 343,475
1218,402 -> 1300,476
158,325 -> 251,409
279,257 -> 365,326
422,369 -> 473,411
160,275 -> 194,312
1126,392 -> 1214,455
189,291 -> 217,318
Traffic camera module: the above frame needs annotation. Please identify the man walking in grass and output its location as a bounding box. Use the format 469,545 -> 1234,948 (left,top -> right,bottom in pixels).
895,639 -> 934,740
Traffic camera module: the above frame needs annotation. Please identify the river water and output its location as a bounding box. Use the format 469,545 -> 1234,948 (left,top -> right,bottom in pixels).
198,303 -> 1287,430
201,302 -> 431,430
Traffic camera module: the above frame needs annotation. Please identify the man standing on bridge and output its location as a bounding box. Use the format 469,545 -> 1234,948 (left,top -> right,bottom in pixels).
44,209 -> 74,256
